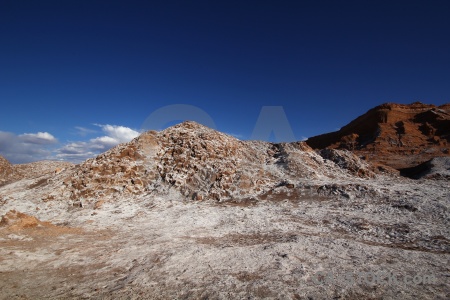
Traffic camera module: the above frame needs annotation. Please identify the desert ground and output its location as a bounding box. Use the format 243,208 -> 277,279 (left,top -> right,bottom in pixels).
1,174 -> 449,299
1,119 -> 449,299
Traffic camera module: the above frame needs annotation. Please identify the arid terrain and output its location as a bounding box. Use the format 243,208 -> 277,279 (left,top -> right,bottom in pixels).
306,102 -> 450,170
1,103 -> 449,299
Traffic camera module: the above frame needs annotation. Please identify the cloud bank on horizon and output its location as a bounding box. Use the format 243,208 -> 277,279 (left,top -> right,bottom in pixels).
0,124 -> 139,164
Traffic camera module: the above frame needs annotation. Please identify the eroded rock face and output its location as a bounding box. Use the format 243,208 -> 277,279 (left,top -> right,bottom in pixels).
55,121 -> 383,202
306,102 -> 450,169
0,156 -> 14,185
0,210 -> 40,229
318,149 -> 376,178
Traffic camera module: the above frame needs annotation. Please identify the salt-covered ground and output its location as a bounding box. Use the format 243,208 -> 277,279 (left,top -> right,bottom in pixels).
0,175 -> 449,299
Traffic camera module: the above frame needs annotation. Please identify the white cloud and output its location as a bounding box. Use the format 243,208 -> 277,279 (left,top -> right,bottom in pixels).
0,125 -> 140,164
0,131 -> 58,163
74,126 -> 98,136
55,142 -> 96,162
19,132 -> 57,144
97,124 -> 139,143
90,136 -> 118,148
55,124 -> 139,163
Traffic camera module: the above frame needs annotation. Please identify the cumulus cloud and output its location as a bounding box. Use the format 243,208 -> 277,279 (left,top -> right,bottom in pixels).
74,126 -> 98,136
55,124 -> 139,163
0,125 -> 139,164
97,124 -> 139,143
19,132 -> 58,144
0,131 -> 58,163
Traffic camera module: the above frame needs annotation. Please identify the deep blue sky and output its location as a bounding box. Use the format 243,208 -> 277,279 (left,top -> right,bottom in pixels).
1,0 -> 449,163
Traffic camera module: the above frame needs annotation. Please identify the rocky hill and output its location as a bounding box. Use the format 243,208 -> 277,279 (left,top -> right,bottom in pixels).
38,121 -> 392,205
0,155 -> 73,186
306,102 -> 450,170
1,121 -> 449,300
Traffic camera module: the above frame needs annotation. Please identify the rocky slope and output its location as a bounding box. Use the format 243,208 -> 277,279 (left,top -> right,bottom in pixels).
0,155 -> 73,186
306,102 -> 450,170
400,157 -> 450,180
38,121 -> 395,206
0,156 -> 14,185
1,122 -> 449,299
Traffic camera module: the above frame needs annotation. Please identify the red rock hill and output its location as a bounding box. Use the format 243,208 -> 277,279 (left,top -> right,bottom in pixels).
306,102 -> 450,169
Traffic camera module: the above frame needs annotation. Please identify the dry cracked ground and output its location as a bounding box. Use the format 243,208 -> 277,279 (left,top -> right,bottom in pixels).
0,176 -> 449,299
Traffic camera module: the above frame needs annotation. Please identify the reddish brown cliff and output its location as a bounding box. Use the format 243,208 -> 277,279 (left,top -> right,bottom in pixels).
306,102 -> 450,169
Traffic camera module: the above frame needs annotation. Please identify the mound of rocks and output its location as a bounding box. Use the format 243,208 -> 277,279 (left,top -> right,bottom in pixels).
51,121 -> 386,203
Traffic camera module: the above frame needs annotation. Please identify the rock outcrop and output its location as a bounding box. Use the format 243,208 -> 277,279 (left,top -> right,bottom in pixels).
306,102 -> 450,169
400,157 -> 450,180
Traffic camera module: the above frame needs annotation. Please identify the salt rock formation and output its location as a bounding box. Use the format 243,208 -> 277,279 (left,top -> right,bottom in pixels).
400,157 -> 450,179
55,121 -> 381,203
0,156 -> 14,185
0,210 -> 41,229
13,161 -> 74,179
306,102 -> 450,169
0,155 -> 73,186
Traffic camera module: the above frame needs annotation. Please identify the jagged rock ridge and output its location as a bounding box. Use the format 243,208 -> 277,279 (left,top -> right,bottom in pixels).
306,102 -> 450,169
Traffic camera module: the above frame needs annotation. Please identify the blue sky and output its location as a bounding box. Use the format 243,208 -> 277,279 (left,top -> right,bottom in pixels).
1,0 -> 449,163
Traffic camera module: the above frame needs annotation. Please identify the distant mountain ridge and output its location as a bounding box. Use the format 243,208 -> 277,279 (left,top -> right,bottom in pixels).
306,102 -> 450,169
